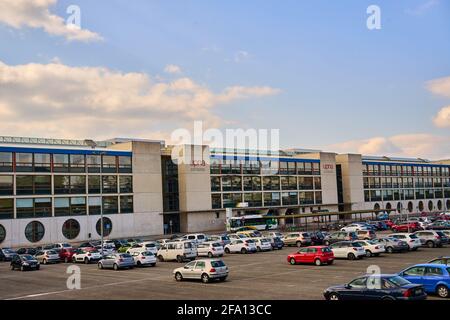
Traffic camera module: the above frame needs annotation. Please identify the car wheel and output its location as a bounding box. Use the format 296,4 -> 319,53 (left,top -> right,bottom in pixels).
150,263 -> 156,267
176,255 -> 183,263
296,241 -> 302,248
328,260 -> 334,265
219,277 -> 227,282
347,253 -> 356,260
328,293 -> 340,301
426,241 -> 435,248
98,263 -> 103,270
36,265 -> 40,270
314,259 -> 322,266
43,259 -> 47,265
289,258 -> 296,265
225,248 -> 231,254
387,247 -> 394,253
437,285 -> 449,298
72,257 -> 77,263
84,258 -> 90,264
208,252 -> 213,258
324,241 -> 330,246
257,247 -> 261,252
113,263 -> 119,271
201,273 -> 210,283
64,257 -> 69,263
241,248 -> 247,254
158,255 -> 164,262
137,261 -> 141,267
175,272 -> 183,282
366,250 -> 372,257
10,265 -> 14,271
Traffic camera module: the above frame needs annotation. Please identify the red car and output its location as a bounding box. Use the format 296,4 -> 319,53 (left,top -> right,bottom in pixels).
59,248 -> 75,263
287,246 -> 334,266
391,222 -> 420,233
383,220 -> 394,228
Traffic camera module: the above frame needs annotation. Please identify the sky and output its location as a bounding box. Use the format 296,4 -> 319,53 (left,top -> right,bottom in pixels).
0,0 -> 449,159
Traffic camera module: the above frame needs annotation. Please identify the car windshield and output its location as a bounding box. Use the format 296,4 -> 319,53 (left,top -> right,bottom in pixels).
387,276 -> 411,287
211,260 -> 226,268
21,255 -> 35,261
221,236 -> 230,240
47,250 -> 58,255
62,243 -> 71,248
261,239 -> 270,243
436,231 -> 446,237
322,247 -> 332,253
120,254 -> 132,258
212,243 -> 222,247
301,233 -> 310,237
145,243 -> 156,247
351,242 -> 363,247
142,252 -> 154,256
246,239 -> 255,244
4,249 -> 15,254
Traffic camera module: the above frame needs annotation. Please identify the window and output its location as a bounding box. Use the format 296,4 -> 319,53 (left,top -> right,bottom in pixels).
34,176 -> 51,194
25,221 -> 45,243
0,199 -> 13,219
118,156 -> 132,173
16,199 -> 34,218
349,278 -> 367,289
404,267 -> 425,276
103,196 -> 118,214
15,153 -> 33,172
195,261 -> 206,269
282,192 -> 298,206
34,198 -> 52,217
264,192 -> 281,206
87,155 -> 101,173
263,176 -> 280,191
88,197 -> 101,215
88,176 -> 101,194
298,177 -> 314,190
0,176 -> 13,195
244,193 -> 262,207
102,155 -> 117,173
211,177 -> 221,192
315,192 -> 322,204
70,155 -> 85,173
119,176 -> 133,193
96,217 -> 112,236
312,162 -> 320,175
243,176 -> 261,191
0,152 -> 13,172
425,267 -> 443,276
54,176 -> 70,194
62,219 -> 80,240
210,159 -> 221,174
299,192 -> 314,205
211,194 -> 221,209
314,177 -> 321,190
54,198 -> 70,216
222,193 -> 242,208
102,176 -> 117,193
221,176 -> 241,191
70,197 -> 87,216
120,196 -> 133,213
281,176 -> 297,190
34,154 -> 51,172
53,154 -> 69,172
70,176 -> 86,194
0,224 -> 5,243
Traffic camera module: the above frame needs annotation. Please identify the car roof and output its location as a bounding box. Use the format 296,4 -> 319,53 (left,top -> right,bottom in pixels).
409,263 -> 447,268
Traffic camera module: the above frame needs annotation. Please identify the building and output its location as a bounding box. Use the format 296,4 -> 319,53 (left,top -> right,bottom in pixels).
0,136 -> 449,248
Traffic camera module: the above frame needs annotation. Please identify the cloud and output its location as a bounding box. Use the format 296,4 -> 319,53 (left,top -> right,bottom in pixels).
0,60 -> 280,139
326,134 -> 450,160
234,50 -> 250,63
164,64 -> 182,74
0,0 -> 102,42
426,76 -> 450,128
433,105 -> 450,128
406,0 -> 440,15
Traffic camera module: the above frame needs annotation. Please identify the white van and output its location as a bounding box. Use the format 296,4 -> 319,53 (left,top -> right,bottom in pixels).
181,234 -> 207,244
197,242 -> 224,258
157,241 -> 197,263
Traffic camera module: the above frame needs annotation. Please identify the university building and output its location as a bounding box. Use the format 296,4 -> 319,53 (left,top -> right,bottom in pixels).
0,136 -> 449,248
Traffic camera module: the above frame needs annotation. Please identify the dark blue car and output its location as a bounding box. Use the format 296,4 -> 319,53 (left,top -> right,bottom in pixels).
323,274 -> 427,300
399,264 -> 450,298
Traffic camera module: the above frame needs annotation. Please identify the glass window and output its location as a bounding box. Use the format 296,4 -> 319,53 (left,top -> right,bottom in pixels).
103,196 -> 118,214
120,196 -> 133,213
312,162 -> 320,175
118,156 -> 132,173
96,217 -> 112,236
54,197 -> 70,216
34,198 -> 52,217
16,199 -> 33,219
211,176 -> 221,192
244,192 -> 262,207
88,197 -> 101,215
263,176 -> 280,190
222,193 -> 242,208
243,176 -> 261,191
0,152 -> 13,172
299,191 -> 314,205
314,177 -> 321,190
88,176 -> 101,194
54,175 -> 70,194
16,176 -> 33,195
15,153 -> 33,172
264,192 -> 281,206
102,155 -> 117,173
87,155 -> 101,173
70,176 -> 86,194
34,154 -> 51,172
119,176 -> 133,193
282,192 -> 298,206
0,224 -> 5,243
315,192 -> 322,204
102,176 -> 117,193
0,175 -> 13,195
0,199 -> 13,219
25,221 -> 45,243
404,267 -> 425,276
34,176 -> 51,195
70,197 -> 86,216
211,194 -> 221,209
70,155 -> 85,173
281,176 -> 297,190
53,154 -> 69,172
298,177 -> 314,190
62,219 -> 80,240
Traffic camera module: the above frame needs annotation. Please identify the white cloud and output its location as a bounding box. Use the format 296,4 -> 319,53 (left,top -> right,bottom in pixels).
0,0 -> 102,42
326,133 -> 450,160
406,0 -> 440,15
0,60 -> 280,139
433,105 -> 450,128
234,50 -> 250,63
427,76 -> 450,128
164,64 -> 182,74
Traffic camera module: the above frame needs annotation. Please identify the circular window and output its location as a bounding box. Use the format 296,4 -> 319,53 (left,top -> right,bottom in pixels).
428,201 -> 434,212
25,221 -> 45,243
0,224 -> 6,244
96,217 -> 112,237
385,203 -> 392,211
374,203 -> 381,213
437,200 -> 442,211
62,219 -> 80,240
408,201 -> 413,213
418,201 -> 424,212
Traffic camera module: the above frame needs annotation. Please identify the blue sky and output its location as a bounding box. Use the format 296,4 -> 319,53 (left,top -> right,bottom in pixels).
0,0 -> 449,158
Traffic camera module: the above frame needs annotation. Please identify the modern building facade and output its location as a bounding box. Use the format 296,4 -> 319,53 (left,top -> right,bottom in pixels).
0,136 -> 449,248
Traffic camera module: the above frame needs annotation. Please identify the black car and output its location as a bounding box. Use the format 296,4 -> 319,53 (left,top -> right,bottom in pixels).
0,249 -> 5,262
10,254 -> 40,271
16,248 -> 38,255
323,274 -> 427,301
309,232 -> 325,245
428,256 -> 450,265
271,237 -> 284,250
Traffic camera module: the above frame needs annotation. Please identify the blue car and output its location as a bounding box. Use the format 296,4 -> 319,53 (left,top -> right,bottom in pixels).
399,264 -> 450,298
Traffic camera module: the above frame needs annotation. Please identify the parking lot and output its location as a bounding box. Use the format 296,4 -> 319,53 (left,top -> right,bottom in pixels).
1,244 -> 449,300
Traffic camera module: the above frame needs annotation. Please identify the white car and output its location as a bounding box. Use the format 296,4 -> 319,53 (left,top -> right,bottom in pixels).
157,241 -> 197,262
224,239 -> 257,254
173,259 -> 228,283
181,234 -> 207,244
228,234 -> 249,241
340,224 -> 369,232
254,238 -> 273,252
130,251 -> 157,267
265,231 -> 285,240
196,242 -> 224,258
54,243 -> 73,250
329,241 -> 366,260
390,233 -> 421,251
354,240 -> 385,257
127,241 -> 159,255
96,244 -> 116,255
72,249 -> 103,264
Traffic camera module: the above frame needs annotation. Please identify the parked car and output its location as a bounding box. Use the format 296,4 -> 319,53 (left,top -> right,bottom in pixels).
207,235 -> 231,246
181,233 -> 207,244
442,230 -> 450,238
78,242 -> 98,250
366,221 -> 388,231
268,236 -> 284,250
127,241 -> 158,255
34,250 -> 60,264
354,240 -> 385,257
72,248 -> 103,264
126,238 -> 143,246
98,253 -> 135,270
15,248 -> 37,256
372,237 -> 409,253
390,233 -> 421,251
399,264 -> 450,298
130,251 -> 157,267
173,259 -> 228,283
428,256 -> 450,266
53,243 -> 73,251
340,223 -> 369,232
228,233 -> 250,241
59,248 -> 76,263
196,242 -> 224,258
0,248 -> 18,261
224,239 -> 257,254
308,231 -> 326,245
254,238 -> 273,252
237,230 -> 262,238
157,241 -> 197,262
356,230 -> 376,240
96,244 -> 116,255
391,222 -> 421,233
414,230 -> 447,248
287,246 -> 334,266
329,241 -> 365,260
323,231 -> 357,246
109,239 -> 130,251
283,232 -> 312,247
427,220 -> 450,230
323,274 -> 427,300
265,231 -> 285,241
10,254 -> 40,271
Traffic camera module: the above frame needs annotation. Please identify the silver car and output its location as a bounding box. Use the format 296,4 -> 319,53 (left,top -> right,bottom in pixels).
34,250 -> 60,264
98,253 -> 135,270
173,259 -> 228,283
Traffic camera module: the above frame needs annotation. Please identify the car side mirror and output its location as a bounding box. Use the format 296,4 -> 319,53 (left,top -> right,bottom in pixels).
345,284 -> 352,289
